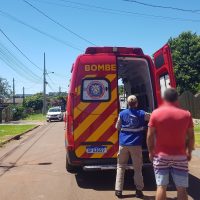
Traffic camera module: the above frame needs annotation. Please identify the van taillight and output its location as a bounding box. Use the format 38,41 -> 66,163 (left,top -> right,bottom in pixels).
66,115 -> 74,150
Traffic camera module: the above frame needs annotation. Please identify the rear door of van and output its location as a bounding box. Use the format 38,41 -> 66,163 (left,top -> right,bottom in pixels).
73,54 -> 118,159
153,44 -> 176,106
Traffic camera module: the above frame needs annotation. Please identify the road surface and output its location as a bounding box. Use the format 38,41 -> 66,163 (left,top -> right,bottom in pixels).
0,122 -> 200,200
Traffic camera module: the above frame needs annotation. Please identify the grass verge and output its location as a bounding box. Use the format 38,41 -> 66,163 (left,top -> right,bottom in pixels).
194,123 -> 200,133
195,134 -> 200,147
0,125 -> 36,144
194,123 -> 200,147
24,113 -> 45,121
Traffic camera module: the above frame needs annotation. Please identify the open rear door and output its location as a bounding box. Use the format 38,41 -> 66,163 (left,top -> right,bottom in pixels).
153,44 -> 176,106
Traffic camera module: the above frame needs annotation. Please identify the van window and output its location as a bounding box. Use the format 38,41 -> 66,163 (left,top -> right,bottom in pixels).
160,74 -> 170,97
155,53 -> 164,69
81,78 -> 110,102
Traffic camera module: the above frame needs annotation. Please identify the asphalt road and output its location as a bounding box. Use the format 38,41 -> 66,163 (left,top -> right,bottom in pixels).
0,122 -> 200,200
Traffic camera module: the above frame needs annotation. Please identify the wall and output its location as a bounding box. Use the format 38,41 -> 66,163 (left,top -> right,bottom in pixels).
179,91 -> 200,119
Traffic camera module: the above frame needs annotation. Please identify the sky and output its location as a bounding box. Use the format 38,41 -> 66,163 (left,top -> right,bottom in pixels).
1,0 -> 200,95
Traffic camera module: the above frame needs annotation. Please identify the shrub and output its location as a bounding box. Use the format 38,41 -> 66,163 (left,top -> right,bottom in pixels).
10,105 -> 27,120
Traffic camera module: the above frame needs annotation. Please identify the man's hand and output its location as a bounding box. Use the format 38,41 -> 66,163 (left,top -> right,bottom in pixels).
115,116 -> 122,131
149,152 -> 154,162
145,113 -> 151,121
186,151 -> 192,161
147,127 -> 156,162
186,127 -> 194,161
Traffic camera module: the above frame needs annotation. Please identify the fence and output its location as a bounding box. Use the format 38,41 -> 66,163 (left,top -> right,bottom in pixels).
179,91 -> 200,119
2,107 -> 12,122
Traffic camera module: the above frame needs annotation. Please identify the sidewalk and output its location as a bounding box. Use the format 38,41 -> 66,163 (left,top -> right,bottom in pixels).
193,148 -> 200,158
0,120 -> 46,126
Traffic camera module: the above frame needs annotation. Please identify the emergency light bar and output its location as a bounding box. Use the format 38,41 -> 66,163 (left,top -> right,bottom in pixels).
85,47 -> 144,55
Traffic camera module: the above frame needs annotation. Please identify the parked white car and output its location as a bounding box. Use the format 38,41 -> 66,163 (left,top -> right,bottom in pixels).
46,107 -> 63,122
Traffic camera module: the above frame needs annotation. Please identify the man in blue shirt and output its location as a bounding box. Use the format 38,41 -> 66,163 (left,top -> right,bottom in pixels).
115,95 -> 150,198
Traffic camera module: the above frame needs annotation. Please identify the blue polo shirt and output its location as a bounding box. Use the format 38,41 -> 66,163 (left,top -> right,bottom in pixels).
119,109 -> 145,146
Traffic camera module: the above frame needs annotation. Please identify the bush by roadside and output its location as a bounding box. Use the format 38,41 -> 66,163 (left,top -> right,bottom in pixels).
10,105 -> 27,120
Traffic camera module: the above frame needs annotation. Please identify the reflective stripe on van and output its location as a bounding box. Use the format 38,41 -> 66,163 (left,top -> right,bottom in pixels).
73,73 -> 118,159
121,127 -> 145,132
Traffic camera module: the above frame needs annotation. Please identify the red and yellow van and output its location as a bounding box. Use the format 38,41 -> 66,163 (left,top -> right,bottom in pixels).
65,44 -> 176,172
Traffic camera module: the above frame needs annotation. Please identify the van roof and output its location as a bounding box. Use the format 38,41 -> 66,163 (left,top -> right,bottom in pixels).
85,47 -> 144,55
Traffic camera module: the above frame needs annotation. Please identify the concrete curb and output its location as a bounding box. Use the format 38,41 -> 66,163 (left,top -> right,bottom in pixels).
0,125 -> 40,146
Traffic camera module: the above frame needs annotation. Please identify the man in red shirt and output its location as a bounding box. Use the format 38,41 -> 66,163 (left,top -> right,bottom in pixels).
147,88 -> 194,200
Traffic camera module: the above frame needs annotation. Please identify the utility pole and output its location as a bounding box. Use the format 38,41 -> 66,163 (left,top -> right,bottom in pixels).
22,87 -> 25,105
42,53 -> 54,114
43,53 -> 47,115
13,78 -> 15,105
59,86 -> 61,95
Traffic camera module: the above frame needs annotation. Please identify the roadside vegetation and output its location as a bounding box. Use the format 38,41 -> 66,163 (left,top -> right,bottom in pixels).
169,32 -> 200,94
194,123 -> 200,147
194,123 -> 200,133
0,91 -> 66,122
195,135 -> 200,147
24,113 -> 45,121
0,124 -> 36,144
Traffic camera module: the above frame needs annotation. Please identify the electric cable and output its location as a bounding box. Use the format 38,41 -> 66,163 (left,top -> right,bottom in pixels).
32,0 -> 200,23
0,10 -> 82,51
123,0 -> 200,13
0,28 -> 42,71
0,41 -> 42,83
23,0 -> 96,46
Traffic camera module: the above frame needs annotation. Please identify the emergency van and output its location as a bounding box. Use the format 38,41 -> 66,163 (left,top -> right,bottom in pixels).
65,44 -> 176,172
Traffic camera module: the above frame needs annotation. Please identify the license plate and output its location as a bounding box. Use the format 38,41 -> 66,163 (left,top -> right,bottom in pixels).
86,146 -> 107,154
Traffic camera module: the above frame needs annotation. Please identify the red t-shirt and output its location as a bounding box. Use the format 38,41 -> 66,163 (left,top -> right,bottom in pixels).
148,103 -> 193,155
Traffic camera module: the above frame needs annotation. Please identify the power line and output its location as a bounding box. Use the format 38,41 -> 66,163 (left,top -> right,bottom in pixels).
0,28 -> 42,71
23,0 -> 97,46
123,0 -> 200,13
32,0 -> 116,14
59,0 -> 200,22
34,0 -> 200,23
0,47 -> 39,82
0,10 -> 82,51
47,74 -> 56,85
0,40 -> 42,83
47,74 -> 56,92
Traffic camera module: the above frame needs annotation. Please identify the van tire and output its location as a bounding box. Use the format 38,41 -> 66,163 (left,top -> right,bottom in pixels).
66,155 -> 76,173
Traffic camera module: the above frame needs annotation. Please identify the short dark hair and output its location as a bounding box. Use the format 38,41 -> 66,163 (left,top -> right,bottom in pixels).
163,88 -> 178,102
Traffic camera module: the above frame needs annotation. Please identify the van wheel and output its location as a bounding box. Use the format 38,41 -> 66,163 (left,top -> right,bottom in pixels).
66,156 -> 76,173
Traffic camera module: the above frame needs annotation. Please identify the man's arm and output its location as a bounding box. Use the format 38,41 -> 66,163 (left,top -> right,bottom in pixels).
115,116 -> 122,131
186,127 -> 195,161
147,127 -> 156,162
144,112 -> 151,121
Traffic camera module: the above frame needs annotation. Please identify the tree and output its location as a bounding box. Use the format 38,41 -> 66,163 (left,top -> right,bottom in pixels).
118,85 -> 124,96
24,93 -> 43,112
168,31 -> 200,94
0,77 -> 11,97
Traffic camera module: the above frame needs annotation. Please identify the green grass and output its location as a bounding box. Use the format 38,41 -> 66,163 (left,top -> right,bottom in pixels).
194,123 -> 200,147
194,123 -> 200,133
0,125 -> 36,143
24,113 -> 45,121
195,134 -> 200,147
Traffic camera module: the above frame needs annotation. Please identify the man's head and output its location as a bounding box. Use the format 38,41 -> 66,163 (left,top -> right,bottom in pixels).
163,88 -> 178,103
127,95 -> 138,108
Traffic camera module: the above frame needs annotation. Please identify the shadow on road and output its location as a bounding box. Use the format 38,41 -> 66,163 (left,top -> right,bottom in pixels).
76,167 -> 159,191
188,174 -> 200,200
75,168 -> 200,199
